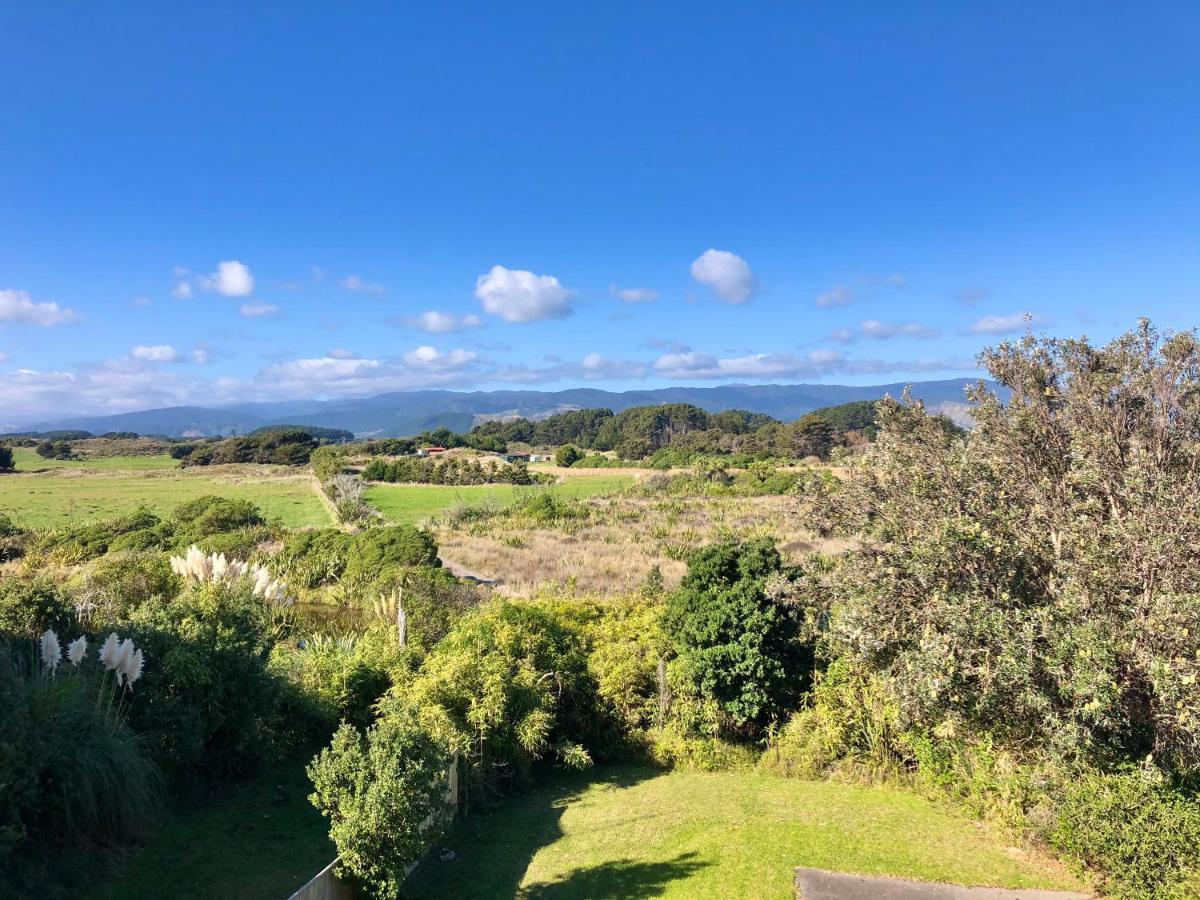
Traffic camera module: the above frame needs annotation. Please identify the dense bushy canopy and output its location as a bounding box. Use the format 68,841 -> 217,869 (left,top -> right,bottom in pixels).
805,321 -> 1200,776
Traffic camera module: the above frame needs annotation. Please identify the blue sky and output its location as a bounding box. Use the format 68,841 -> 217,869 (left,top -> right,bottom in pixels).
2,3 -> 1199,421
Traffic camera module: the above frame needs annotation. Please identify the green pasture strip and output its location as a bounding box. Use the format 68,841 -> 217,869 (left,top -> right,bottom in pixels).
0,468 -> 331,529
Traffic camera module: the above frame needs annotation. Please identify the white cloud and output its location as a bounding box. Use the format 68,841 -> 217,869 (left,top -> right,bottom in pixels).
0,351 -> 8,363
199,260 -> 255,297
131,344 -> 178,363
0,289 -> 81,327
828,320 -> 941,343
653,350 -> 842,380
494,353 -> 648,385
689,249 -> 756,303
130,296 -> 152,308
609,284 -> 660,304
653,347 -> 973,380
171,281 -> 194,299
815,274 -> 906,308
340,275 -> 386,295
327,347 -> 358,359
815,285 -> 856,308
239,302 -> 279,317
474,265 -> 574,323
970,312 -> 1047,335
191,344 -> 213,365
402,345 -> 479,369
404,310 -> 484,333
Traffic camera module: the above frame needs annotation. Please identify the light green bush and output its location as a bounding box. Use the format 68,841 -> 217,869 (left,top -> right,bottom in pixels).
308,709 -> 451,900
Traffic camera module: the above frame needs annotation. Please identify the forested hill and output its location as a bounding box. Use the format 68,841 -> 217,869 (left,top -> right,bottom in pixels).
16,379 -> 987,438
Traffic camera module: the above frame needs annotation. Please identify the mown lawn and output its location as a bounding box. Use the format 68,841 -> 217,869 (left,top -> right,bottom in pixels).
405,767 -> 1081,899
365,473 -> 633,525
0,463 -> 331,529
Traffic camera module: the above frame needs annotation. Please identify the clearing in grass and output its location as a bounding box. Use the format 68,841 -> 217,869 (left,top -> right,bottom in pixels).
404,767 -> 1082,899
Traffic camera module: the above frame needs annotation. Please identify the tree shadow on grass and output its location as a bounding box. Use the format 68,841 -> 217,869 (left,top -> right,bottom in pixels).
402,766 -> 659,900
520,851 -> 710,899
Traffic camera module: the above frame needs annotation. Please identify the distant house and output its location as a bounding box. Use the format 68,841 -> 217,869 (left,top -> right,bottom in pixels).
417,446 -> 447,457
504,452 -> 531,463
529,454 -> 547,463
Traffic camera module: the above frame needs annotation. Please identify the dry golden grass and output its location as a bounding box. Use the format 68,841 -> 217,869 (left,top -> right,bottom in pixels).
435,492 -> 852,597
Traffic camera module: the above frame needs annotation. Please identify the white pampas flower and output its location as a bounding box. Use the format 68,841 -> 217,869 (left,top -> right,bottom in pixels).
40,630 -> 61,674
168,546 -> 292,605
98,632 -> 121,670
67,635 -> 87,666
113,638 -> 135,685
121,647 -> 144,688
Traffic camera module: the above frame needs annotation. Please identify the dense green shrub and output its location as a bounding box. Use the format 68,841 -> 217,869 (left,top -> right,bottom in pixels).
404,601 -> 597,804
125,581 -> 284,779
178,428 -> 319,467
270,625 -> 407,730
0,446 -> 13,470
0,579 -> 74,637
277,529 -> 353,588
664,539 -> 811,735
171,495 -> 265,540
554,444 -> 583,467
360,454 -> 550,486
342,526 -> 440,583
308,708 -> 451,900
805,324 -> 1200,776
1051,769 -> 1200,899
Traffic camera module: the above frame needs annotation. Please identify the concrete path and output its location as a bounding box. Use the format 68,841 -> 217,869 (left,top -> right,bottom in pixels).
794,869 -> 1092,900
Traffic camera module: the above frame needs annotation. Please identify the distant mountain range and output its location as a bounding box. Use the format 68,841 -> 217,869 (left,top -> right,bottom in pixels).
11,379 -> 988,439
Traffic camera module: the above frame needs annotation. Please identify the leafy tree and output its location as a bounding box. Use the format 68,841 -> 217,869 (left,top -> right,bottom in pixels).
0,446 -> 13,471
554,444 -> 583,467
806,320 -> 1200,776
664,539 -> 810,734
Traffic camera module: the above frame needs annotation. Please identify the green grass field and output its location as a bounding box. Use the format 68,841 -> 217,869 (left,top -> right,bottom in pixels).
10,446 -> 180,471
365,473 -> 633,525
0,461 -> 331,529
405,767 -> 1080,899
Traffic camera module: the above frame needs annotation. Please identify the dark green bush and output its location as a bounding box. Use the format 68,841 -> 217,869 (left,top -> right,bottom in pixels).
342,526 -> 439,583
125,581 -> 284,779
664,539 -> 811,735
171,495 -> 265,541
0,579 -> 74,637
